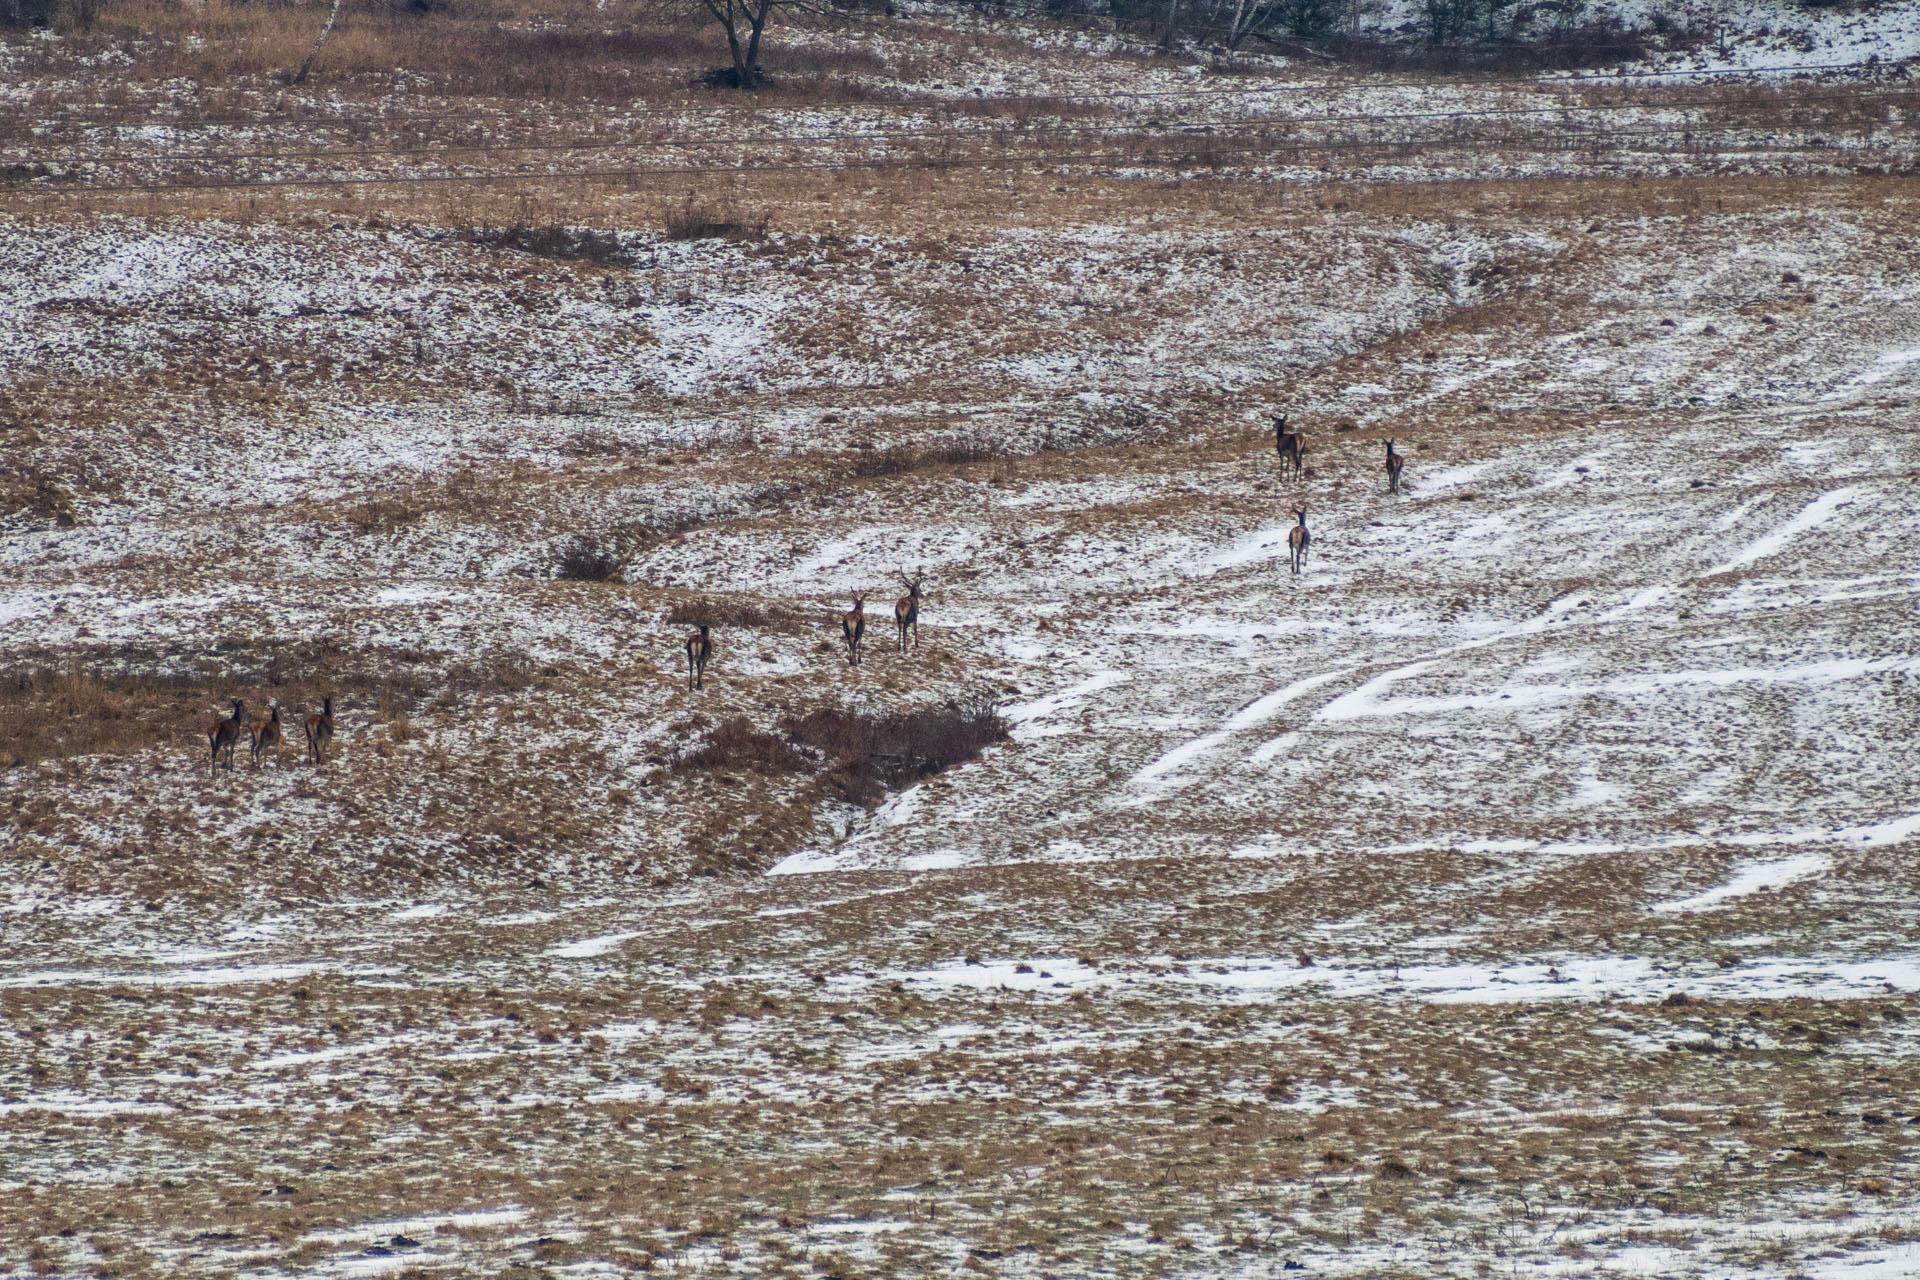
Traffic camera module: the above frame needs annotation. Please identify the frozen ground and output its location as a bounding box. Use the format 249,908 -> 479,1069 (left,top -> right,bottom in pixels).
3,13 -> 1919,1280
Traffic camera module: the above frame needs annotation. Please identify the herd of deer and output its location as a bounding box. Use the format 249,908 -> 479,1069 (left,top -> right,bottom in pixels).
1272,414 -> 1405,575
206,696 -> 332,776
201,419 -> 1405,768
684,567 -> 923,690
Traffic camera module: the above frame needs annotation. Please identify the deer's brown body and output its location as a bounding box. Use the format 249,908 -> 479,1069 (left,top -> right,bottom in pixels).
685,624 -> 713,690
304,696 -> 335,765
841,594 -> 867,666
894,568 -> 923,652
208,700 -> 246,775
1385,438 -> 1404,495
1287,507 -> 1310,576
249,704 -> 283,767
1274,414 -> 1302,482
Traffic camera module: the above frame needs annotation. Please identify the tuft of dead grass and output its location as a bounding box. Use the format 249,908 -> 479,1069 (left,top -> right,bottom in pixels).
785,693 -> 1008,806
661,194 -> 769,243
674,717 -> 803,774
452,222 -> 630,267
664,599 -> 803,631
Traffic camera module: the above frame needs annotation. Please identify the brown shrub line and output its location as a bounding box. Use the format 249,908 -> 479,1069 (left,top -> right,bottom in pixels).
663,599 -> 806,632
0,645 -> 546,768
662,195 -> 769,243
672,693 -> 1009,807
450,222 -> 630,267
848,435 -> 1002,478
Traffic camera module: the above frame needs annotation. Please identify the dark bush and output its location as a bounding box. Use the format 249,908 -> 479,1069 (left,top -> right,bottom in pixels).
0,0 -> 56,27
675,717 -> 805,773
850,434 -> 1001,478
554,536 -> 624,582
1272,0 -> 1342,38
456,223 -> 630,267
698,65 -> 768,90
785,693 -> 1009,805
662,196 -> 769,242
665,599 -> 802,631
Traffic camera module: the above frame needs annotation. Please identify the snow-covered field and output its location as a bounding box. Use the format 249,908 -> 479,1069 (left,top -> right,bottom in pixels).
4,6 -> 1920,1278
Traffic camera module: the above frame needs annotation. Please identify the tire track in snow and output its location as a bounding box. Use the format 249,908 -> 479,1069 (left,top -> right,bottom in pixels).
1704,484 -> 1864,577
1650,853 -> 1831,915
1118,592 -> 1595,805
1120,668 -> 1350,803
1112,479 -> 1886,807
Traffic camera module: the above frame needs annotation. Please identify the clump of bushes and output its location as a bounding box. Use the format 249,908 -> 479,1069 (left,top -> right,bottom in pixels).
662,195 -> 769,242
849,432 -> 1002,478
456,223 -> 630,267
664,599 -> 801,631
787,693 -> 1010,805
674,717 -> 802,773
670,693 -> 1010,806
554,536 -> 625,582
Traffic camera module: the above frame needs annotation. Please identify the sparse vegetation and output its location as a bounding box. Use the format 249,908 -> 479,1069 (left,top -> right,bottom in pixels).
784,694 -> 1009,804
662,195 -> 770,242
849,434 -> 1002,478
665,599 -> 803,630
554,535 -> 626,582
674,715 -> 803,772
453,223 -> 631,267
1,4 -> 1914,1278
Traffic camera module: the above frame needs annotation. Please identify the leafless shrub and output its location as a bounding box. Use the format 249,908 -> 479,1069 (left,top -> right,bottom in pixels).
343,496 -> 423,536
784,693 -> 1008,805
664,599 -> 802,630
674,717 -> 804,773
662,195 -> 769,242
850,432 -> 1002,478
554,535 -> 625,582
454,223 -> 631,267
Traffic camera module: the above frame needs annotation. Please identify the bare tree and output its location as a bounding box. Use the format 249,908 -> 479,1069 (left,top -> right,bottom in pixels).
662,0 -> 834,89
1214,0 -> 1283,51
295,0 -> 344,85
705,0 -> 774,87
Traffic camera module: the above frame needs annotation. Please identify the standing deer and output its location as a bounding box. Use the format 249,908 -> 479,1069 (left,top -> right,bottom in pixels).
840,593 -> 867,666
249,704 -> 284,768
304,696 -> 335,765
1287,507 -> 1311,575
1273,414 -> 1302,482
685,623 -> 713,691
208,700 -> 246,775
894,567 -> 924,653
1385,438 -> 1405,495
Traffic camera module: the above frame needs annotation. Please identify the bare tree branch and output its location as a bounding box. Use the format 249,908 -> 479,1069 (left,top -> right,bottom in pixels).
294,0 -> 344,86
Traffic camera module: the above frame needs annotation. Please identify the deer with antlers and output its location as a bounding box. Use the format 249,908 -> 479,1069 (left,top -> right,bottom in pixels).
304,696 -> 335,766
1287,507 -> 1311,575
894,568 -> 924,653
249,704 -> 284,768
1385,438 -> 1405,495
685,623 -> 713,691
840,593 -> 867,666
207,699 -> 246,775
1273,414 -> 1302,482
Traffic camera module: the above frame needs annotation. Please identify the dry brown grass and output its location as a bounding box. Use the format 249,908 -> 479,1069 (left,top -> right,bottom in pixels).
663,598 -> 806,631
0,666 -> 195,767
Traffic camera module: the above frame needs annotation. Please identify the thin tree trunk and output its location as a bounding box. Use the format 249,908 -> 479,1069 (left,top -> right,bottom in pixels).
1159,0 -> 1181,52
743,0 -> 772,86
702,0 -> 751,87
295,0 -> 344,86
1225,0 -> 1255,50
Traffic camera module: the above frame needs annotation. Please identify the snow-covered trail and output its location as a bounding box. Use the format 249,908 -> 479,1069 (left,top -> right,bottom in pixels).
790,395 -> 1920,877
